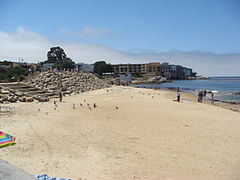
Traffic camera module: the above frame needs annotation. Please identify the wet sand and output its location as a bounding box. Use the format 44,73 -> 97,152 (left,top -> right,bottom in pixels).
0,86 -> 240,180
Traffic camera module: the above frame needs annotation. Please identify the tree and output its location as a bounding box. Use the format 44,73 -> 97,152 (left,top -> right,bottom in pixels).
43,46 -> 75,69
46,47 -> 67,63
93,61 -> 113,75
53,57 -> 75,69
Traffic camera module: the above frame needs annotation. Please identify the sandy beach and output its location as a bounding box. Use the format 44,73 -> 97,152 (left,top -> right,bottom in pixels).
0,86 -> 240,180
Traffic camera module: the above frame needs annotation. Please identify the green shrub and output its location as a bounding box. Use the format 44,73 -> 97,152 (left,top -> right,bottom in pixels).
0,66 -> 28,81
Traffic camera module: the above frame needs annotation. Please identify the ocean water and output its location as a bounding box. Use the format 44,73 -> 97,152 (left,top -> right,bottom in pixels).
133,76 -> 240,103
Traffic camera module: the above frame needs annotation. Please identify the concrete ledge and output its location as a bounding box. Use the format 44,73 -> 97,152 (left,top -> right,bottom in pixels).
0,159 -> 38,180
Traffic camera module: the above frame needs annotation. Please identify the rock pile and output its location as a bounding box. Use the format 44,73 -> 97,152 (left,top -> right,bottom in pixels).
29,70 -> 110,94
0,71 -> 110,104
0,88 -> 34,103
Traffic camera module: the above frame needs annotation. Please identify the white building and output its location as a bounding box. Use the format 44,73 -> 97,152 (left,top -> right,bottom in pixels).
76,63 -> 94,72
42,63 -> 54,71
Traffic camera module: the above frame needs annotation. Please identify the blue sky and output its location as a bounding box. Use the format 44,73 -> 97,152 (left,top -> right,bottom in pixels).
0,0 -> 240,76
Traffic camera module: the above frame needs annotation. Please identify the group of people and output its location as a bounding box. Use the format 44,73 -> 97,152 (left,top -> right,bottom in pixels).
176,87 -> 214,104
197,90 -> 214,104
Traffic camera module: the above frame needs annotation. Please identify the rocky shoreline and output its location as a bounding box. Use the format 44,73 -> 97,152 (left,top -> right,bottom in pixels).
130,76 -> 170,84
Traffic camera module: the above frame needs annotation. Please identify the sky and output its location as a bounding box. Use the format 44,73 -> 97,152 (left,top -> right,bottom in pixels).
0,0 -> 240,76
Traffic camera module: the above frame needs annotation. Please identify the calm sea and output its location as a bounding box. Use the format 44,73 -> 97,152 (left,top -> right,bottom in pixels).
133,76 -> 240,103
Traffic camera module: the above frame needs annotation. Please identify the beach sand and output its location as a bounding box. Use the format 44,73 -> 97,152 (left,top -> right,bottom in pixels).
0,86 -> 240,180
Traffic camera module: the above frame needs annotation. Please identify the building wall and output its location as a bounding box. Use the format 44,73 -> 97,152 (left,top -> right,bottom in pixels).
146,62 -> 160,75
112,63 -> 147,74
77,63 -> 94,72
158,63 -> 193,80
112,62 -> 194,80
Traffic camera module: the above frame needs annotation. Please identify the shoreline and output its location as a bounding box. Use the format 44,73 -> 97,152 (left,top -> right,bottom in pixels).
132,86 -> 240,112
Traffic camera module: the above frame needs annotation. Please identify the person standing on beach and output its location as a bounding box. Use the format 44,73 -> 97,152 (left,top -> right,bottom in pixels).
59,91 -> 63,102
204,90 -> 207,96
211,92 -> 214,104
198,91 -> 203,103
177,91 -> 181,102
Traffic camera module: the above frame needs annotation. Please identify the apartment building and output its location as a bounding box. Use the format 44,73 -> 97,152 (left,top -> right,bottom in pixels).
112,62 -> 195,79
112,63 -> 147,74
146,62 -> 160,75
158,63 -> 194,79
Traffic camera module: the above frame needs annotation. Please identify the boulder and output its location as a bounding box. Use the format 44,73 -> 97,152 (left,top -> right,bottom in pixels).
33,96 -> 49,102
15,91 -> 24,97
1,95 -> 8,101
18,97 -> 26,102
1,90 -> 10,94
26,97 -> 34,102
61,86 -> 68,91
8,96 -> 17,103
9,89 -> 16,93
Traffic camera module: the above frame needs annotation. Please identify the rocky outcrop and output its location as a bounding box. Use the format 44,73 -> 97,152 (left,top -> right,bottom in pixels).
131,76 -> 169,84
0,71 -> 110,104
29,71 -> 110,93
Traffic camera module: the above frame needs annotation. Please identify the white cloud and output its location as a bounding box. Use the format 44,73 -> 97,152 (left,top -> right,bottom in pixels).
0,27 -> 239,76
77,26 -> 110,39
0,26 -> 51,62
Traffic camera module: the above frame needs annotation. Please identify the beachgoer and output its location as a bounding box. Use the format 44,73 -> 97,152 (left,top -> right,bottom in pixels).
177,91 -> 180,102
211,92 -> 214,104
28,67 -> 32,75
59,91 -> 63,102
204,90 -> 207,96
198,91 -> 203,103
200,91 -> 203,102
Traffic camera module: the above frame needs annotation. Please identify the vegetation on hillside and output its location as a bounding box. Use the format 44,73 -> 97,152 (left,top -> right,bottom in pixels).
0,65 -> 29,81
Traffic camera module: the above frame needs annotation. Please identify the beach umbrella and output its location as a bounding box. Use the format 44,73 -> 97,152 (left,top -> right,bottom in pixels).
0,131 -> 15,148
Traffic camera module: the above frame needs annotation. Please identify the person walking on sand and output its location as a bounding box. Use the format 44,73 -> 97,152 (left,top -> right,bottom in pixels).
59,91 -> 63,102
211,92 -> 214,104
177,91 -> 181,102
